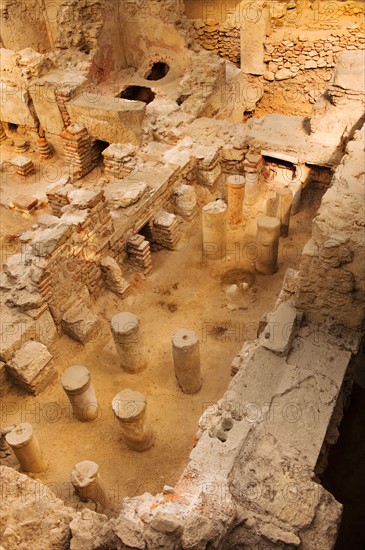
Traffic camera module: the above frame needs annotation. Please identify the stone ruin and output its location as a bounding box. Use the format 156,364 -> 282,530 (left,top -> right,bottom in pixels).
0,1 -> 364,549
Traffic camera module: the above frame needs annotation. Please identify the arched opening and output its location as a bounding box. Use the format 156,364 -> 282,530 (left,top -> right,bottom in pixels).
145,62 -> 170,81
117,86 -> 156,104
7,123 -> 18,133
92,139 -> 109,165
93,139 -> 109,154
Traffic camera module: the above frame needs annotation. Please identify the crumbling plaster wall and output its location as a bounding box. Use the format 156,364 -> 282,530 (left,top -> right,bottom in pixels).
119,0 -> 192,77
0,0 -> 52,53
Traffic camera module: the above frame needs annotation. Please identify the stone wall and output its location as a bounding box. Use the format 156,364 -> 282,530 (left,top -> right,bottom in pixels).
2,187 -> 113,328
264,29 -> 365,81
186,0 -> 365,77
193,19 -> 241,64
295,124 -> 365,332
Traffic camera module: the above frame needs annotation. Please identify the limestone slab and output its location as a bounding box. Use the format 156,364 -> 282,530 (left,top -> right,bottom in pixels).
67,94 -> 146,145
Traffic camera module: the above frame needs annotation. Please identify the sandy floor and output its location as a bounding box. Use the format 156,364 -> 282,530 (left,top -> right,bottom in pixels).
0,181 -> 324,513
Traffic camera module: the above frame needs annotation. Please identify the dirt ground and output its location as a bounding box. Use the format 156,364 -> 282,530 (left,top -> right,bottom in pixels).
0,180 -> 324,513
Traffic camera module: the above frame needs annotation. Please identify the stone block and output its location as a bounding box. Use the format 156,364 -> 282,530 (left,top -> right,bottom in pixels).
275,68 -> 293,80
6,340 -> 56,394
0,307 -> 57,362
0,82 -> 38,127
29,82 -> 65,134
68,188 -> 104,210
62,301 -> 99,343
259,300 -> 299,356
104,180 -> 147,208
11,194 -> 38,213
67,94 -> 146,145
240,6 -> 270,75
150,512 -> 182,534
31,224 -> 72,257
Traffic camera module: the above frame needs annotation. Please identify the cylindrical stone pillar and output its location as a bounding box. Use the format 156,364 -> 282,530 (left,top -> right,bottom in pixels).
61,365 -> 99,422
112,389 -> 154,451
172,329 -> 202,394
5,423 -> 46,473
110,312 -> 147,373
226,175 -> 245,225
275,188 -> 293,237
202,199 -> 227,260
244,171 -> 260,205
71,460 -> 108,508
255,216 -> 281,275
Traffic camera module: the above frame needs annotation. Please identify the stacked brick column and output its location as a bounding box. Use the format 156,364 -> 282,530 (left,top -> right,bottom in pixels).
126,235 -> 152,275
61,123 -> 93,180
153,212 -> 181,250
102,143 -> 138,179
10,156 -> 35,177
37,137 -> 53,160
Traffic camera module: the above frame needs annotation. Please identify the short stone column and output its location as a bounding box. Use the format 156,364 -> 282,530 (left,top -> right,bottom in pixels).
172,329 -> 202,394
71,460 -> 108,509
112,389 -> 154,451
244,171 -> 260,205
5,422 -> 46,473
37,137 -> 53,160
202,199 -> 227,260
275,188 -> 293,237
255,216 -> 281,275
61,365 -> 99,422
110,312 -> 147,373
226,175 -> 245,225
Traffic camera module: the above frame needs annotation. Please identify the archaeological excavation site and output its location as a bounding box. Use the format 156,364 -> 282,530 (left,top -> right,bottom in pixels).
0,0 -> 364,548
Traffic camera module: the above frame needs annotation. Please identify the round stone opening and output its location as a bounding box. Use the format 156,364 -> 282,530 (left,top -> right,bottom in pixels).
145,62 -> 170,81
118,86 -> 155,104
